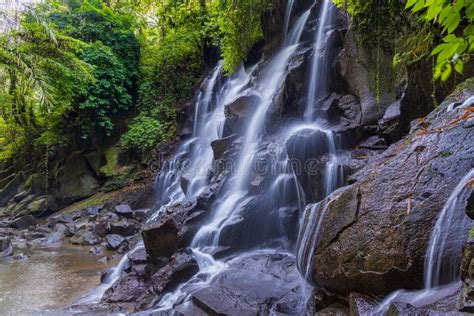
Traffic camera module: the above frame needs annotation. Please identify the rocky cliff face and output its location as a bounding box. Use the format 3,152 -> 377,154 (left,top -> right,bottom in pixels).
307,88 -> 474,296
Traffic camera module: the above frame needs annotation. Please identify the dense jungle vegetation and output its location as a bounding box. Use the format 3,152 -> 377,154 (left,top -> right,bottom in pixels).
0,0 -> 472,172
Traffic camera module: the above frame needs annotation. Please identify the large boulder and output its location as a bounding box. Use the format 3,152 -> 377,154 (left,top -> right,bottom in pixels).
307,92 -> 474,295
142,200 -> 202,260
190,252 -> 305,315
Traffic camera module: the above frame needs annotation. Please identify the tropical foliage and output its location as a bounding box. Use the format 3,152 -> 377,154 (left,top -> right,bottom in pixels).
334,0 -> 473,81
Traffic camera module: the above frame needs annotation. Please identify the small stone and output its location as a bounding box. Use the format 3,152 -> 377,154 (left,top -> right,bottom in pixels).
114,205 -> 133,217
106,234 -> 125,250
12,215 -> 36,229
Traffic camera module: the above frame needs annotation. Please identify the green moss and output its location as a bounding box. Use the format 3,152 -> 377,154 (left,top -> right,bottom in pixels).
59,192 -> 113,214
100,146 -> 120,177
469,225 -> 474,239
454,78 -> 474,94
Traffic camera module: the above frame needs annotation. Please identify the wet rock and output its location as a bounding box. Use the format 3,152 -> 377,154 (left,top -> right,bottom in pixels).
23,232 -> 45,241
100,211 -> 120,223
0,237 -> 13,257
128,247 -> 148,265
466,190 -> 474,220
94,221 -> 109,238
105,234 -> 126,250
55,223 -> 72,237
379,100 -> 402,144
249,174 -> 265,195
11,215 -> 36,229
460,237 -> 474,312
114,204 -> 133,218
70,229 -> 100,245
386,302 -> 429,315
35,224 -> 52,234
348,292 -> 377,315
133,208 -> 151,221
142,217 -> 180,260
191,252 -> 305,315
323,93 -> 362,128
308,92 -> 474,295
286,128 -> 332,201
270,46 -> 311,124
336,30 -> 397,124
47,213 -> 73,228
142,201 -> 199,260
65,223 -> 77,236
103,274 -> 149,303
223,95 -> 259,135
309,287 -> 347,313
0,174 -> 23,207
211,134 -> 238,161
109,219 -> 138,237
151,251 -> 199,293
90,245 -> 106,255
13,253 -> 28,260
85,205 -> 103,216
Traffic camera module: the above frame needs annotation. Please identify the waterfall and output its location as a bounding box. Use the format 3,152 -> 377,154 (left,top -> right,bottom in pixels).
304,0 -> 335,122
424,169 -> 474,288
191,9 -> 310,250
296,202 -> 324,281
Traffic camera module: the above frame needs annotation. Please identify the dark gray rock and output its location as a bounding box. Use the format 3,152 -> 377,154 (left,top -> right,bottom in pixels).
0,174 -> 23,207
103,274 -> 150,303
11,215 -> 36,229
191,252 -> 305,315
0,237 -> 13,257
211,134 -> 238,161
85,205 -> 103,216
461,237 -> 474,312
308,92 -> 474,295
323,93 -> 362,128
90,245 -> 106,255
128,247 -> 148,265
379,100 -> 402,144
47,213 -> 74,228
348,292 -> 377,315
114,205 -> 133,218
142,200 -> 200,260
336,30 -> 397,125
150,251 -> 199,294
70,229 -> 100,245
109,219 -> 138,237
23,232 -> 45,241
133,208 -> 151,221
105,234 -> 126,250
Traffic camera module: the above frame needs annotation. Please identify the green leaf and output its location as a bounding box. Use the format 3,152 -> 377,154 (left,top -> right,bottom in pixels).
412,0 -> 426,12
426,4 -> 442,20
405,0 -> 418,9
454,60 -> 464,74
444,13 -> 461,34
467,3 -> 474,20
440,63 -> 452,81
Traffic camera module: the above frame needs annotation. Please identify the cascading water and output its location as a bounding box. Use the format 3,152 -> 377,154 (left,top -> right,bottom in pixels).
424,169 -> 474,288
191,7 -> 310,250
375,169 -> 474,314
83,0 -> 344,311
304,0 -> 335,122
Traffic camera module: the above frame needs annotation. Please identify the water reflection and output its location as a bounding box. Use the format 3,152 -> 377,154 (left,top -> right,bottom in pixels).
0,244 -> 116,315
